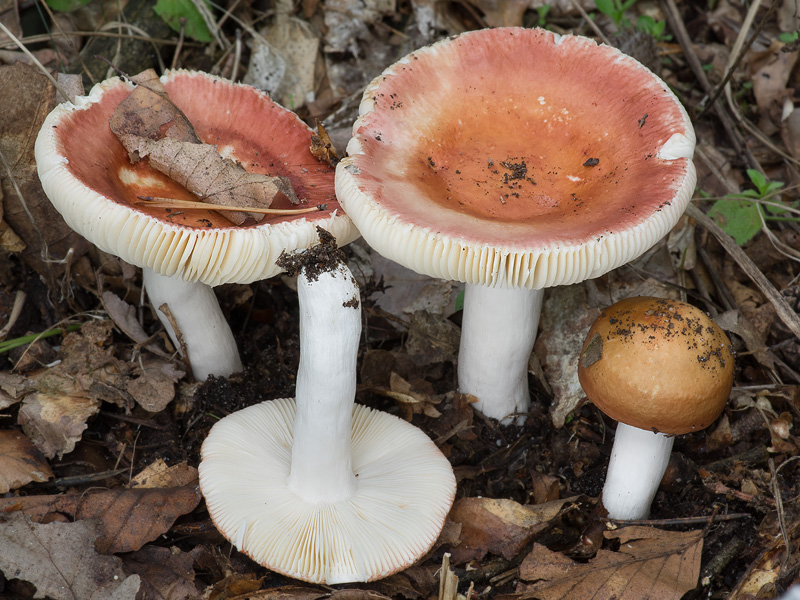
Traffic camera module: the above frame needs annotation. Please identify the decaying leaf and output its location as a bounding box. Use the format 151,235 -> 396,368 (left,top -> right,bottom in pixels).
110,69 -> 298,225
0,371 -> 32,409
368,371 -> 443,419
0,484 -> 201,554
126,356 -> 182,412
130,458 -> 198,488
0,63 -> 91,276
514,527 -> 703,600
449,497 -> 572,563
122,545 -> 201,600
0,512 -> 141,600
534,284 -> 601,428
17,393 -> 101,460
0,429 -> 53,492
310,120 -> 339,167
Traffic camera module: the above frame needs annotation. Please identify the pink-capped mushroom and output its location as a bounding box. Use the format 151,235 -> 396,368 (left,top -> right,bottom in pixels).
35,70 -> 358,381
336,27 -> 696,424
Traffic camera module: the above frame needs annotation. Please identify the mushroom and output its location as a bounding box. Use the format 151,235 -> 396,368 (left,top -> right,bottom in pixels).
35,70 -> 358,380
578,296 -> 734,520
335,27 -> 696,424
198,230 -> 456,584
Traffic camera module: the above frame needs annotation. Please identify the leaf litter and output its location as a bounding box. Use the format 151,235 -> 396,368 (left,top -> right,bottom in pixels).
2,0 -> 800,599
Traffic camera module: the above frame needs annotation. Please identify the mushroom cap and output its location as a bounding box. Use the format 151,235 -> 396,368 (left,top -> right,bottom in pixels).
578,296 -> 734,435
335,27 -> 696,289
198,398 -> 456,584
35,70 -> 359,286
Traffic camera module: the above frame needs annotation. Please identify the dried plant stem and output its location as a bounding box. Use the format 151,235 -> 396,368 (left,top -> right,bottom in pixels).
136,196 -> 326,214
686,203 -> 800,340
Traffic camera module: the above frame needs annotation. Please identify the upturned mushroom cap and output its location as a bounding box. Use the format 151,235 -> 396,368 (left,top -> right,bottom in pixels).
35,70 -> 358,286
335,27 -> 696,289
578,296 -> 734,435
199,398 -> 456,584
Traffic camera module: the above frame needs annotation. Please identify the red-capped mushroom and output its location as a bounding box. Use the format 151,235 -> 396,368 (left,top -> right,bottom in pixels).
35,70 -> 358,380
336,27 -> 696,423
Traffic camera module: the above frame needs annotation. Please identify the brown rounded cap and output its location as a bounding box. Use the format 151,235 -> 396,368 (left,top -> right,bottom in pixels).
35,70 -> 358,286
336,27 -> 695,289
578,296 -> 734,434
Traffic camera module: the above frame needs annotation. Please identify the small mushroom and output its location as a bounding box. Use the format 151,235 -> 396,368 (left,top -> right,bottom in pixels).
336,27 -> 696,424
35,70 -> 358,380
199,232 -> 456,584
578,296 -> 735,520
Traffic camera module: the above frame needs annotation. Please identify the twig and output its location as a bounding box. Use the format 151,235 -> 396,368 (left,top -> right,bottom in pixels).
686,203 -> 800,340
170,17 -> 186,71
705,0 -> 778,119
768,458 -> 791,575
603,512 -> 752,527
660,0 -> 759,170
158,302 -> 192,376
30,468 -> 128,488
571,0 -> 612,46
0,22 -> 68,99
136,196 -> 327,214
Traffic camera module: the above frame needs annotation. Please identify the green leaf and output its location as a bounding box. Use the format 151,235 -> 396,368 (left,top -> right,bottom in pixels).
746,169 -> 767,194
594,0 -> 616,17
707,198 -> 762,245
46,0 -> 91,12
153,0 -> 213,42
455,290 -> 465,313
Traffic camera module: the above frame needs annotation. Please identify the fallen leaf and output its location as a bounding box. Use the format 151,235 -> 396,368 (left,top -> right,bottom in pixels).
405,310 -> 461,366
310,120 -> 339,167
449,497 -> 571,563
122,545 -> 201,600
110,69 -> 297,225
130,459 -> 198,488
0,371 -> 32,409
0,429 -> 53,492
244,16 -> 320,110
126,357 -> 180,412
17,393 -> 101,460
0,484 -> 201,553
0,512 -> 141,600
534,284 -> 600,428
369,371 -> 443,419
0,63 -> 90,277
514,527 -> 703,600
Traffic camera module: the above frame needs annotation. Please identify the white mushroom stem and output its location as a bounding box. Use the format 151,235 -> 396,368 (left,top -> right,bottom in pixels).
143,269 -> 243,381
287,263 -> 361,504
458,282 -> 543,425
602,422 -> 675,520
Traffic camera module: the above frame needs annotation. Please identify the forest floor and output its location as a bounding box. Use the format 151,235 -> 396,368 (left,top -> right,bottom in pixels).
1,0 -> 800,598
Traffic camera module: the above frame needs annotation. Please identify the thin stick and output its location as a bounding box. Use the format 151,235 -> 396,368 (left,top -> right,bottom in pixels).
136,196 -> 327,214
0,22 -> 69,100
686,202 -> 800,340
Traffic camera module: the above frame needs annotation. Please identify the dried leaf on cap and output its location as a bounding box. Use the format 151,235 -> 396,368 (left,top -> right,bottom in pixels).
110,69 -> 298,225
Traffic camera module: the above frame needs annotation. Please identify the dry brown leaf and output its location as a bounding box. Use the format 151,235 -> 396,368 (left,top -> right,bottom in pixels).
110,69 -> 297,225
310,121 -> 339,167
372,371 -> 442,419
122,545 -> 201,600
0,371 -> 32,409
405,310 -> 461,366
0,63 -> 90,276
130,458 -> 198,488
514,527 -> 703,600
0,512 -> 141,600
449,497 -> 571,563
126,356 -> 181,412
0,484 -> 201,554
750,40 -> 798,133
534,284 -> 601,428
0,429 -> 52,492
17,393 -> 101,460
